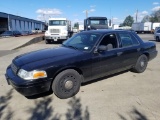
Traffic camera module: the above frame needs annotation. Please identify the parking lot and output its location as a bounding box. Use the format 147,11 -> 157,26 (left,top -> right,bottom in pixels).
0,34 -> 160,120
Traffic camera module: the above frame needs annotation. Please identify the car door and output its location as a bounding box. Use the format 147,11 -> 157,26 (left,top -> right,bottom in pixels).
91,33 -> 124,79
91,31 -> 141,80
116,31 -> 141,70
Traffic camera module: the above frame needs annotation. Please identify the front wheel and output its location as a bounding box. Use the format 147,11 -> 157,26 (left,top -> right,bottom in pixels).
131,54 -> 148,73
52,69 -> 82,99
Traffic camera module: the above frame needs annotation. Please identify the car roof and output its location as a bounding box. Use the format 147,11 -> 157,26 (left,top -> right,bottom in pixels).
80,29 -> 133,34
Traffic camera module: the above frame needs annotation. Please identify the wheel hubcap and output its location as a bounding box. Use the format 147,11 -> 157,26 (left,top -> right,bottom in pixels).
140,60 -> 145,67
64,80 -> 73,90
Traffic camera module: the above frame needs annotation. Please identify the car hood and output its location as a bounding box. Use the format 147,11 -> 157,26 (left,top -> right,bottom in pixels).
13,46 -> 82,66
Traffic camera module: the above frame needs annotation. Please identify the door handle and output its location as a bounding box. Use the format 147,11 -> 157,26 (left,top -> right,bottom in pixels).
117,52 -> 123,56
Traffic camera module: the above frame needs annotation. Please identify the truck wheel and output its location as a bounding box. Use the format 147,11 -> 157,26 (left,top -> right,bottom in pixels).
156,36 -> 160,42
45,40 -> 50,44
132,54 -> 148,73
52,69 -> 81,99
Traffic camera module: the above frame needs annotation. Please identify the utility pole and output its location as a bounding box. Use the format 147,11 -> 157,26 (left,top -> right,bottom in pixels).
136,9 -> 138,23
43,14 -> 46,22
86,10 -> 88,18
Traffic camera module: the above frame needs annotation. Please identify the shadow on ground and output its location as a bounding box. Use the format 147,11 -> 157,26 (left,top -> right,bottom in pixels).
118,107 -> 149,120
0,89 -> 14,120
27,96 -> 90,120
27,97 -> 61,120
66,96 -> 89,120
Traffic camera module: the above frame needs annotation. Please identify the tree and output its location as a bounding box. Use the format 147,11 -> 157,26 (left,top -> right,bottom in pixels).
74,22 -> 79,29
150,9 -> 160,22
150,16 -> 158,22
119,23 -> 123,27
120,15 -> 134,27
122,15 -> 134,26
141,15 -> 150,23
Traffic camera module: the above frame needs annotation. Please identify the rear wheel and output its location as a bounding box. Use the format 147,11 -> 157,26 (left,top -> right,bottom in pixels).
132,54 -> 148,73
52,69 -> 81,99
156,36 -> 160,42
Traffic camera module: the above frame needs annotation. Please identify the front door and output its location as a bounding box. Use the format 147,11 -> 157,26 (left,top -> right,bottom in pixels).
91,33 -> 123,79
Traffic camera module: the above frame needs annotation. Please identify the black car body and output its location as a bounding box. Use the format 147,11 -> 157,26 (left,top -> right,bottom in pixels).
5,30 -> 158,99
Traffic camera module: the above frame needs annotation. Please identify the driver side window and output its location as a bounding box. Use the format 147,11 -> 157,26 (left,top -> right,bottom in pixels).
99,33 -> 118,50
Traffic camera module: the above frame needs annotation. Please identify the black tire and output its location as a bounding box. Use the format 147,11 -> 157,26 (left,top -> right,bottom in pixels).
156,36 -> 160,42
132,54 -> 148,73
46,40 -> 51,44
52,69 -> 81,99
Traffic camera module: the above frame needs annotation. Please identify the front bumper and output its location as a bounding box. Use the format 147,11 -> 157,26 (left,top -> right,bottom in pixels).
5,67 -> 52,96
45,35 -> 67,41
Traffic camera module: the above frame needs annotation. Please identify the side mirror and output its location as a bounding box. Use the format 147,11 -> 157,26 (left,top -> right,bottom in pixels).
87,25 -> 91,30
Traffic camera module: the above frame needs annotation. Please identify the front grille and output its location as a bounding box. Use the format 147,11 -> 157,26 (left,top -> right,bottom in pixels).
11,63 -> 18,74
50,29 -> 60,33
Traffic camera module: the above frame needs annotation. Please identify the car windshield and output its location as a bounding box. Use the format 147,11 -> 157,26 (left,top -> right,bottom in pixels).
62,32 -> 101,51
49,20 -> 66,26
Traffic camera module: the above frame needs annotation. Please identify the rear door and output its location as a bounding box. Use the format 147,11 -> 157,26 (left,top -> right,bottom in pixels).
116,31 -> 141,70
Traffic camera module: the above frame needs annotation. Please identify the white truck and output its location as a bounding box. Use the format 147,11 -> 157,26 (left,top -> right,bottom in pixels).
112,24 -> 119,30
152,22 -> 160,33
78,25 -> 84,32
132,22 -> 153,33
45,18 -> 72,43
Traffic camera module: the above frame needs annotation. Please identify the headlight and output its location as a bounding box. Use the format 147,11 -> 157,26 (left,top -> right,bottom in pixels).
62,30 -> 67,35
18,69 -> 47,80
45,31 -> 49,36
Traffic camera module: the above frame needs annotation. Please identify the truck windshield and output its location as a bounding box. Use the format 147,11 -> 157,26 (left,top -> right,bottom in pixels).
49,20 -> 66,26
90,19 -> 107,25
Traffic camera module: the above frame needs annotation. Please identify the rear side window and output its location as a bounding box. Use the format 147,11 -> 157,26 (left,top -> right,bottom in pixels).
119,33 -> 139,47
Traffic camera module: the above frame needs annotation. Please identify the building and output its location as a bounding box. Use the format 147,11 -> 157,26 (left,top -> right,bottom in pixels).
0,12 -> 45,34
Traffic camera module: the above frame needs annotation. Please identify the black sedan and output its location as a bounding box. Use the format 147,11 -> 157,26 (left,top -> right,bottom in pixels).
5,30 -> 158,99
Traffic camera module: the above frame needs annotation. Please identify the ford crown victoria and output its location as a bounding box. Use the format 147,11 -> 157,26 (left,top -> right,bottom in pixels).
5,30 -> 157,99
